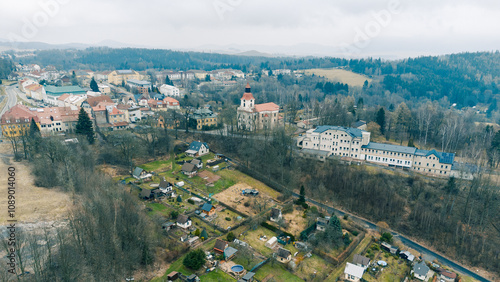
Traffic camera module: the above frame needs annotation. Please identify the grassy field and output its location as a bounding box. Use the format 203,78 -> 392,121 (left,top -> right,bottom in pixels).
325,234 -> 372,281
364,252 -> 409,282
294,254 -> 332,281
240,226 -> 277,257
139,159 -> 172,172
213,208 -> 244,229
151,253 -> 194,282
253,262 -> 303,282
217,169 -> 281,199
145,202 -> 174,218
199,268 -> 234,281
303,68 -> 372,87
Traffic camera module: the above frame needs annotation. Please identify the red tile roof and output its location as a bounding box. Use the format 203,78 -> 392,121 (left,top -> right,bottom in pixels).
87,95 -> 113,107
0,105 -> 38,124
254,102 -> 279,112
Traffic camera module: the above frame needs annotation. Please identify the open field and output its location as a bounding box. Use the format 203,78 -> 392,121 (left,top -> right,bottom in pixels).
213,183 -> 277,216
0,143 -> 72,224
212,208 -> 244,229
364,251 -> 409,281
217,169 -> 281,199
240,226 -> 277,257
303,68 -> 372,87
199,268 -> 234,281
139,159 -> 172,172
281,207 -> 309,237
253,262 -> 303,282
294,254 -> 332,281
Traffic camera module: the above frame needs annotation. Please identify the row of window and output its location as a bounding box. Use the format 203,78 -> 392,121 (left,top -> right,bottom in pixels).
366,156 -> 411,165
413,167 -> 448,174
363,149 -> 411,158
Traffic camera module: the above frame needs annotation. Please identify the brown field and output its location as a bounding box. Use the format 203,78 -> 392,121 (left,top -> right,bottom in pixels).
303,68 -> 372,87
282,208 -> 309,236
0,143 -> 72,224
213,183 -> 277,216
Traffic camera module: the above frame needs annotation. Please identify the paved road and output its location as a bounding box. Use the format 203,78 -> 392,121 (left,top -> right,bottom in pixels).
0,85 -> 18,118
294,193 -> 490,282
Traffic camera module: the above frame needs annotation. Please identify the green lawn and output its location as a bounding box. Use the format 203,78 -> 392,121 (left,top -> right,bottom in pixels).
139,160 -> 172,172
240,226 -> 277,257
294,254 -> 332,281
151,253 -> 195,282
325,234 -> 371,282
199,268 -> 234,282
145,202 -> 174,217
205,178 -> 235,195
254,262 -> 302,282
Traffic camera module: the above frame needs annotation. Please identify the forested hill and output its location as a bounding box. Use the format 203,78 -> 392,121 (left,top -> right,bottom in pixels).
11,48 -> 500,107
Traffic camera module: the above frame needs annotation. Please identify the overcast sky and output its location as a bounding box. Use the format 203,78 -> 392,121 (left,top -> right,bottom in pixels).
1,0 -> 499,58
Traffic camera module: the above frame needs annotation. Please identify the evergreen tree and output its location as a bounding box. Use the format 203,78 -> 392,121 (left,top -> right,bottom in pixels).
71,71 -> 78,85
29,118 -> 40,137
299,185 -> 306,204
90,77 -> 99,92
376,107 -> 386,135
165,75 -> 173,86
182,249 -> 206,270
205,74 -> 211,82
408,138 -> 415,147
176,195 -> 182,202
200,229 -> 208,240
75,108 -> 95,144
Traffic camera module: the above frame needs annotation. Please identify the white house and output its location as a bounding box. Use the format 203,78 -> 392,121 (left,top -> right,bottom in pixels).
159,84 -> 180,97
344,262 -> 365,282
176,214 -> 192,229
185,141 -> 210,157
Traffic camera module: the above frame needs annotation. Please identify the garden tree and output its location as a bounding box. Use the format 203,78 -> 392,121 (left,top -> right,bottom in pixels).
171,210 -> 179,219
165,75 -> 173,85
90,77 -> 99,92
366,121 -> 382,139
183,249 -> 206,270
226,232 -> 235,242
75,108 -> 95,144
106,131 -> 142,170
343,233 -> 352,246
71,70 -> 78,85
380,232 -> 393,243
205,74 -> 211,81
135,116 -> 170,157
298,185 -> 306,204
393,102 -> 412,144
408,138 -> 415,147
200,229 -> 208,241
194,229 -> 201,236
176,195 -> 182,202
416,102 -> 438,146
29,117 -> 40,137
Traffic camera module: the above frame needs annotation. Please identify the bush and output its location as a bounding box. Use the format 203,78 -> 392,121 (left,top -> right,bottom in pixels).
380,232 -> 393,243
343,214 -> 349,220
187,199 -> 195,204
226,232 -> 235,242
177,195 -> 182,202
244,201 -> 250,207
171,210 -> 179,219
225,217 -> 231,221
261,222 -> 277,232
183,249 -> 206,270
352,230 -> 359,236
301,202 -> 309,209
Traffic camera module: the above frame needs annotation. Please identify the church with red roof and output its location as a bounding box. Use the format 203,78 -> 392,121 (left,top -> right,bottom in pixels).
237,83 -> 280,131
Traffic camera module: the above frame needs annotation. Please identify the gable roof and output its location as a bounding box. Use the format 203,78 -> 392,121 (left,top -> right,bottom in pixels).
214,239 -> 228,251
159,177 -> 171,189
191,159 -> 202,166
353,254 -> 370,266
271,208 -> 281,219
0,105 -> 39,124
201,203 -> 213,212
181,162 -> 197,173
188,141 -> 209,151
87,95 -> 113,107
344,262 -> 365,278
413,261 -> 430,277
440,270 -> 457,279
277,247 -> 291,258
140,189 -> 152,198
177,214 -> 190,224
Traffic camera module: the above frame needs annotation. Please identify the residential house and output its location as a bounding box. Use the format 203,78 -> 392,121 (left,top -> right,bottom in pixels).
399,251 -> 415,262
35,106 -> 82,134
214,239 -> 228,254
140,189 -> 153,200
24,84 -> 46,100
412,261 -> 430,281
224,246 -> 238,261
276,247 -> 292,263
97,84 -> 111,94
270,208 -> 282,222
191,159 -> 203,169
57,94 -> 87,108
316,217 -> 329,231
439,270 -> 457,282
237,83 -> 280,131
344,262 -> 365,282
0,105 -> 39,137
159,178 -> 175,197
157,110 -> 180,129
107,69 -> 141,85
162,222 -> 176,231
164,97 -> 180,110
176,214 -> 192,229
181,162 -> 198,177
185,141 -> 210,157
132,167 -> 152,180
352,254 -> 370,270
128,106 -> 142,123
159,84 -> 180,97
201,202 -> 216,216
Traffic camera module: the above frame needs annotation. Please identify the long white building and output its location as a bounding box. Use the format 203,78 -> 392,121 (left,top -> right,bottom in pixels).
297,125 -> 455,177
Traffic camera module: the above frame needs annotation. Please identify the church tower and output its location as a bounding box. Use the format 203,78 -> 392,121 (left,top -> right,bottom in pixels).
240,82 -> 255,111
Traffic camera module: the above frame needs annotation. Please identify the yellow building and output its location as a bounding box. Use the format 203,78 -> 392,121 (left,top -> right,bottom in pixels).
0,105 -> 40,137
189,109 -> 218,130
108,69 -> 141,85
